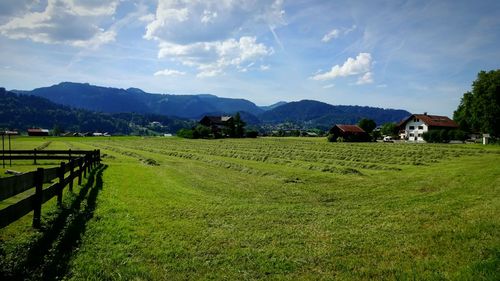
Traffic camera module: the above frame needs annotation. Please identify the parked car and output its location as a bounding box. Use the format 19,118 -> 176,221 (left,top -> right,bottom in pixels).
383,136 -> 394,143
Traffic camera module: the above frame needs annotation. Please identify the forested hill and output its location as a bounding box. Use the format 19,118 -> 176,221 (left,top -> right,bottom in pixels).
15,82 -> 264,118
259,100 -> 410,129
0,88 -> 192,134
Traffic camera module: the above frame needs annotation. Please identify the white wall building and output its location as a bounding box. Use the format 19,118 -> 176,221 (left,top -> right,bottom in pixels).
399,113 -> 458,142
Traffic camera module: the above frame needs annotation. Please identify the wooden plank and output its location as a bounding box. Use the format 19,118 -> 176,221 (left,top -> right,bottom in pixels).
0,193 -> 35,229
43,167 -> 59,183
0,155 -> 74,160
0,171 -> 36,201
3,150 -> 91,155
42,182 -> 59,204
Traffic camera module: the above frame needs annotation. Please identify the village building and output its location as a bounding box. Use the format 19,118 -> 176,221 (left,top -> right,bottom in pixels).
27,128 -> 49,136
329,125 -> 370,142
199,116 -> 233,133
398,113 -> 458,142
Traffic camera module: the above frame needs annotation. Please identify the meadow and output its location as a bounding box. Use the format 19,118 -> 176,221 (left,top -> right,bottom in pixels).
0,136 -> 499,280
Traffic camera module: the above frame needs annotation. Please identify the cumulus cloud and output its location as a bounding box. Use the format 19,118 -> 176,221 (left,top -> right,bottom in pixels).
312,53 -> 373,83
154,69 -> 186,76
144,0 -> 283,77
158,36 -> 273,78
0,0 -> 119,48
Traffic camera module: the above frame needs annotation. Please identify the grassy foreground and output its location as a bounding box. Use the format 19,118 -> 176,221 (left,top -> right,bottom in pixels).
0,136 -> 499,280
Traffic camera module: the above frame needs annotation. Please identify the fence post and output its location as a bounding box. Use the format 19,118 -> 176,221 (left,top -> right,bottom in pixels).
69,148 -> 72,160
87,154 -> 91,173
84,154 -> 88,177
33,168 -> 44,228
69,159 -> 74,192
97,149 -> 101,165
57,162 -> 65,207
33,148 -> 37,165
78,158 -> 83,185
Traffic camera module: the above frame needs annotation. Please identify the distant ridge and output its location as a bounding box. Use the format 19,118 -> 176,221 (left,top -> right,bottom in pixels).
11,82 -> 410,128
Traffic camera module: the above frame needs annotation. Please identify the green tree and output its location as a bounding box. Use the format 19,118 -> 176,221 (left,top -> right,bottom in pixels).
454,70 -> 500,136
194,125 -> 211,139
357,118 -> 376,133
380,122 -> 399,137
234,112 -> 246,138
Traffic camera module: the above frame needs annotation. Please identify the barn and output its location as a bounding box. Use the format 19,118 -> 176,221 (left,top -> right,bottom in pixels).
27,128 -> 49,136
329,125 -> 370,142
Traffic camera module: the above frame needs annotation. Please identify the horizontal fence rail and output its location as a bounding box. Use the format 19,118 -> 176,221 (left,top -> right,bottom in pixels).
0,150 -> 100,229
0,149 -> 92,164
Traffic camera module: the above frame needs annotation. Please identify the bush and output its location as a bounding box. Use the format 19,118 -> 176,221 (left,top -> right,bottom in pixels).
423,129 -> 467,143
245,131 -> 258,138
194,125 -> 212,139
176,128 -> 195,139
327,133 -> 336,142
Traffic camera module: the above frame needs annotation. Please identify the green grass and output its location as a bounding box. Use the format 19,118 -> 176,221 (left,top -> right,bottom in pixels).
1,137 -> 499,280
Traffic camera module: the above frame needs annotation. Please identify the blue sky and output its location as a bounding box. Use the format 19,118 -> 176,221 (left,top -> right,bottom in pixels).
0,0 -> 499,116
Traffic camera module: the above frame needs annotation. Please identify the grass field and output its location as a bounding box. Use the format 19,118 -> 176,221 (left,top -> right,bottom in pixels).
1,136 -> 499,280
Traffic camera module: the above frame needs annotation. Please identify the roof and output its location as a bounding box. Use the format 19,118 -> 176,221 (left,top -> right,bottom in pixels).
400,114 -> 458,128
27,128 -> 49,133
334,125 -> 366,133
200,116 -> 233,125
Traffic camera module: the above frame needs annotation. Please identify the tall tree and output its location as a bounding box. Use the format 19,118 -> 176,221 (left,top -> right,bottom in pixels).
234,112 -> 246,138
357,118 -> 376,133
454,70 -> 500,135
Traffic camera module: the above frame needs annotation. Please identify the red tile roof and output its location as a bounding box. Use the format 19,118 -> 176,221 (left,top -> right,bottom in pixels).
400,114 -> 458,128
335,125 -> 366,133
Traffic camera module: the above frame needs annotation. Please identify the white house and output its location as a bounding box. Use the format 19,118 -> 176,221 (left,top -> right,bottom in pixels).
398,113 -> 458,142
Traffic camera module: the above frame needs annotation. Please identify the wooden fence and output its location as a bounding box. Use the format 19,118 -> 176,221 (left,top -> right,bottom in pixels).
0,150 -> 101,229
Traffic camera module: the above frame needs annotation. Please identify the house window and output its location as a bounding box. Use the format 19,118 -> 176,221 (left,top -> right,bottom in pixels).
418,134 -> 422,137
413,118 -> 420,122
410,133 -> 414,137
418,126 -> 423,130
409,126 -> 415,130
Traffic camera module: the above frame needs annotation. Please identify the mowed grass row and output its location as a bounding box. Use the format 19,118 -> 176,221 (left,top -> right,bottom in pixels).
0,137 -> 499,280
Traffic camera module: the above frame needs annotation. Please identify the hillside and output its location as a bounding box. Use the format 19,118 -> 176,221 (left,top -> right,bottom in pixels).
0,88 -> 191,134
16,82 -> 264,118
259,100 -> 410,129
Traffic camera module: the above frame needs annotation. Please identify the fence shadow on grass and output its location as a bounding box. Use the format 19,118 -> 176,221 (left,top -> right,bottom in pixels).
0,164 -> 108,280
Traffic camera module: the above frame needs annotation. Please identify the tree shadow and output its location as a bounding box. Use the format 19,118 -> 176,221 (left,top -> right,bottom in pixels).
0,164 -> 108,280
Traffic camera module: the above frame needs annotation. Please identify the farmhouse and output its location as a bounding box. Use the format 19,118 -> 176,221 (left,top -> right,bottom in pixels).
329,124 -> 370,142
199,116 -> 233,133
398,113 -> 458,142
27,128 -> 49,136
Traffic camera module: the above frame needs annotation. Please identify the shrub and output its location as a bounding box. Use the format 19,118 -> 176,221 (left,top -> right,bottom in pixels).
327,133 -> 336,142
245,131 -> 258,138
176,128 -> 195,139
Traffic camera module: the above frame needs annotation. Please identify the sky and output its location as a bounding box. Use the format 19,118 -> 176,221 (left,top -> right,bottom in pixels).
0,0 -> 499,116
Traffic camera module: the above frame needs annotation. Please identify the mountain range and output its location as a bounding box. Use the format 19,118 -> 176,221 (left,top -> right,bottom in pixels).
0,87 -> 192,134
6,82 -> 411,131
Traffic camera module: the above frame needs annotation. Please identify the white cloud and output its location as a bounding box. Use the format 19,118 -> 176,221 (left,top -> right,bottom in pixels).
158,36 -> 273,78
260,64 -> 270,71
201,10 -> 218,24
144,0 -> 282,77
356,71 -> 374,85
322,25 -> 357,43
323,84 -> 335,89
154,69 -> 186,76
0,0 -> 119,48
321,29 -> 340,42
312,53 -> 373,82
